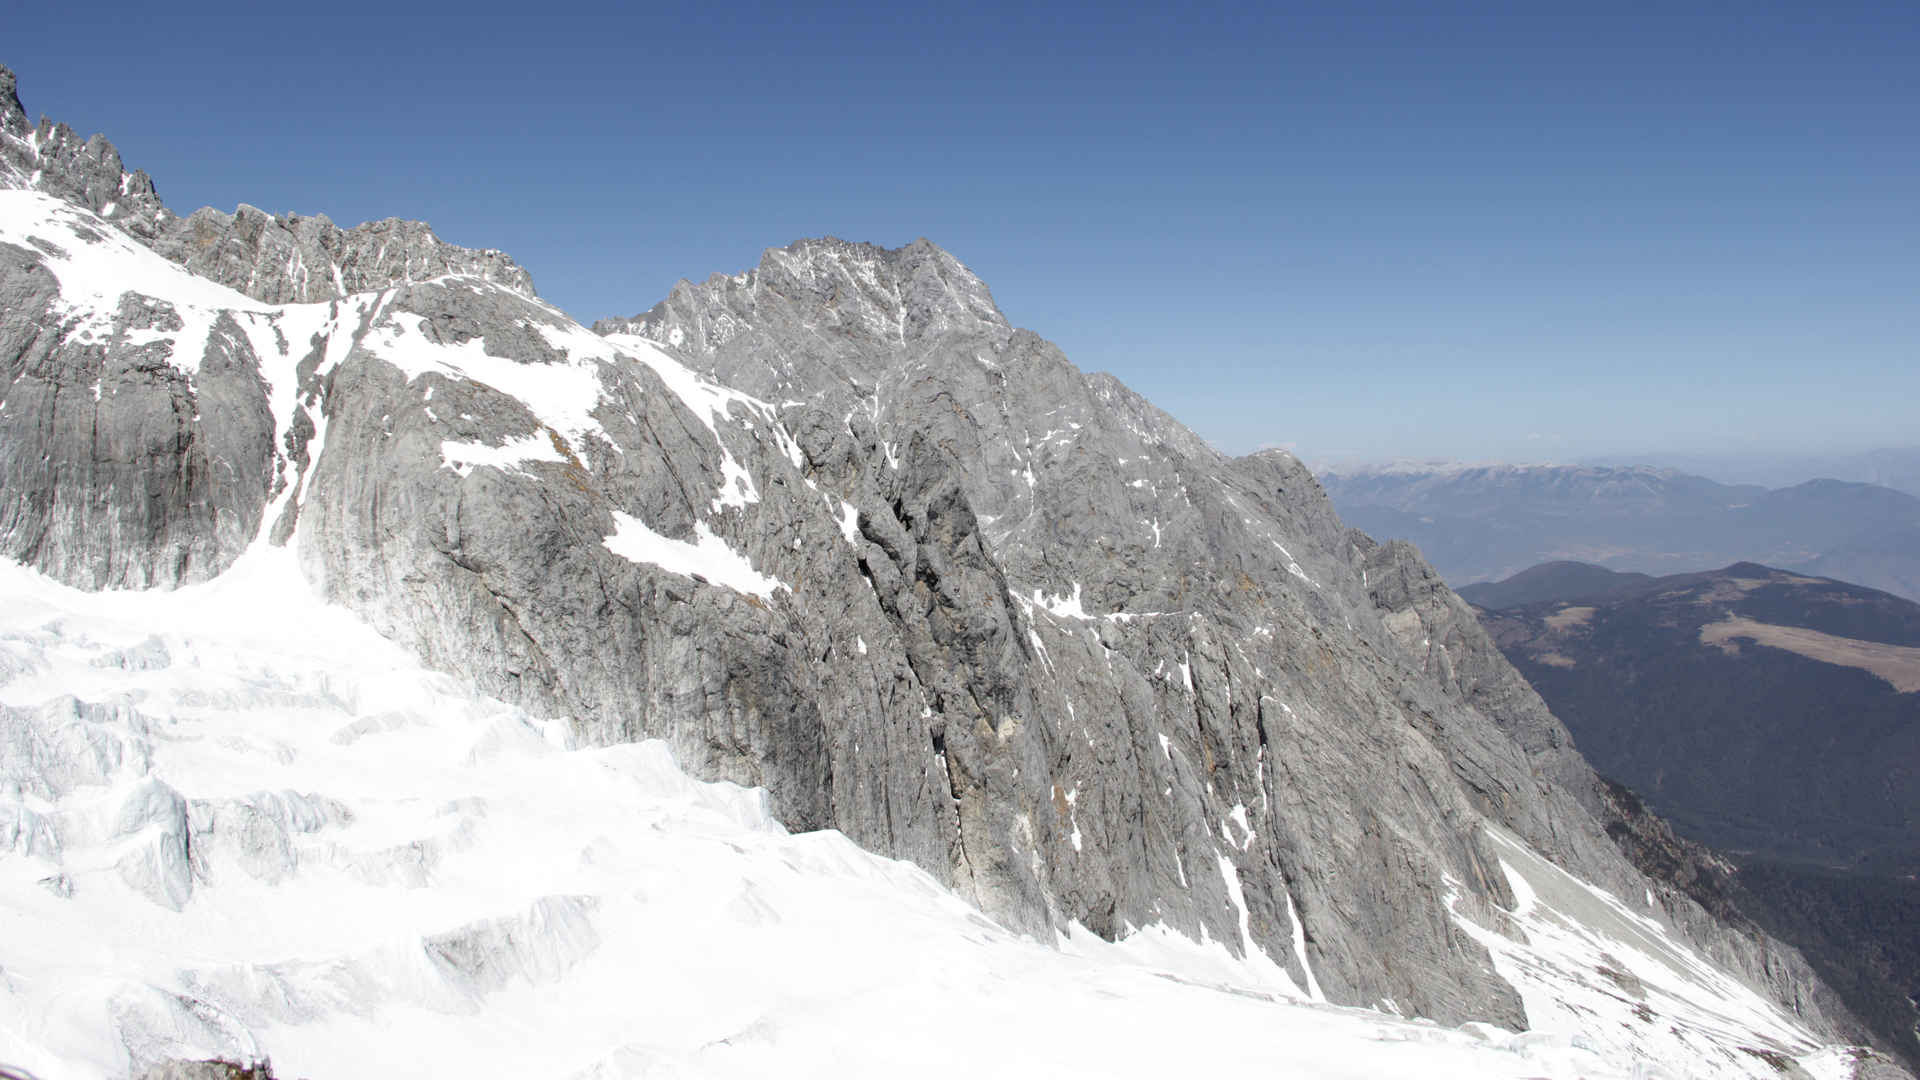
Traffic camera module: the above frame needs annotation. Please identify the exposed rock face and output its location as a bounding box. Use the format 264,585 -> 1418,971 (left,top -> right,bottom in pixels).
0,199 -> 278,587
137,1061 -> 276,1080
0,66 -> 169,238
0,63 -> 1885,1070
147,206 -> 537,305
587,236 -> 1855,1035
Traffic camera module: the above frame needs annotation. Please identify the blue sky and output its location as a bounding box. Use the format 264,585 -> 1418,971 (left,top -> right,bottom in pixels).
10,2 -> 1916,465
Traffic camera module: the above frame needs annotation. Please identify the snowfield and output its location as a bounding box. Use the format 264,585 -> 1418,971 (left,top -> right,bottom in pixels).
0,548 -> 1856,1079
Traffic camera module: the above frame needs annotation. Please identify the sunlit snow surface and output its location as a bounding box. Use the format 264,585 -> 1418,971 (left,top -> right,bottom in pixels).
0,552 -> 1853,1080
1448,829 -> 1828,1079
602,512 -> 788,599
0,191 -> 267,366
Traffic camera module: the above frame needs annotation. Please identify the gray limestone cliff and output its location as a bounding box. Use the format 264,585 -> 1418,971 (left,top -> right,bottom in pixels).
0,220 -> 277,587
0,62 -> 1888,1067
586,235 -> 1860,1037
148,206 -> 536,305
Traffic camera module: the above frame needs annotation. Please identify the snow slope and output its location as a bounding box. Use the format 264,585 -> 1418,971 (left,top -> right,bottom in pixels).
0,190 -> 257,364
1450,828 -> 1834,1078
0,543 -> 1853,1080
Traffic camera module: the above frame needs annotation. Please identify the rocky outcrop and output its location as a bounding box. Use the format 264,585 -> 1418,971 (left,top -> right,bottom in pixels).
0,66 -> 169,239
592,235 -> 1008,404
147,206 -> 536,305
589,235 -> 1855,1036
0,204 -> 278,587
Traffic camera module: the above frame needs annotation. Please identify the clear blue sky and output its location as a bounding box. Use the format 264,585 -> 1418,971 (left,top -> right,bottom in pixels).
10,2 -> 1916,464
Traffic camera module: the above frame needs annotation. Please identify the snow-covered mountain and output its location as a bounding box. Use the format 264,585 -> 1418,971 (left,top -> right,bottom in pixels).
0,64 -> 1906,1079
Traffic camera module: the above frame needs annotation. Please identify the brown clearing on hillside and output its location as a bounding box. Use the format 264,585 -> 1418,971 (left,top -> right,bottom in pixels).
1667,573 -> 1830,608
1699,616 -> 1920,693
1545,605 -> 1595,632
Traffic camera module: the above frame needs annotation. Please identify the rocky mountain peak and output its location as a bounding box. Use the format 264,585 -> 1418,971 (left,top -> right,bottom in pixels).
0,65 -> 169,234
0,65 -> 23,136
593,235 -> 1007,376
754,233 -> 1001,311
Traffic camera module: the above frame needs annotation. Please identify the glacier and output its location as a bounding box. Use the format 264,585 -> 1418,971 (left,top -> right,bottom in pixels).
0,535 -> 1863,1079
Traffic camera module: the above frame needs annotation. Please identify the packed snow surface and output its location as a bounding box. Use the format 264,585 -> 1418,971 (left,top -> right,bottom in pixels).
363,307 -> 613,455
0,190 -> 266,367
0,549 -> 1858,1079
601,511 -> 788,599
1448,828 -> 1827,1079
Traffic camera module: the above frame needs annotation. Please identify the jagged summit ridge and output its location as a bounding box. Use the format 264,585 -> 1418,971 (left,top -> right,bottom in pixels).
0,67 -> 168,234
593,235 -> 1008,395
0,64 -> 535,304
152,201 -> 538,304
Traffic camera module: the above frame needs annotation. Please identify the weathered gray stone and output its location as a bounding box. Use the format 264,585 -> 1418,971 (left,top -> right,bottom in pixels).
0,238 -> 276,587
136,1060 -> 275,1080
1,67 -> 169,238
148,205 -> 536,305
587,233 -> 1862,1032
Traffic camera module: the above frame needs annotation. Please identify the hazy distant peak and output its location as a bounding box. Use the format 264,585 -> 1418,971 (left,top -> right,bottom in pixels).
1311,457 -> 1483,477
1319,459 -> 1700,482
1315,458 -> 1561,480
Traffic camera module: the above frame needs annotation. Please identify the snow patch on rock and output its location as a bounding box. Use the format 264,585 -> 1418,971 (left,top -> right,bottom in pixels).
1447,826 -> 1831,1080
602,511 -> 787,600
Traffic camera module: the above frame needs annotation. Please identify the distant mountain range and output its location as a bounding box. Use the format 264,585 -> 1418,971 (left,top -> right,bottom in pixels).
1318,463 -> 1920,602
1583,447 -> 1920,498
1456,560 -> 1658,610
1467,560 -> 1920,1064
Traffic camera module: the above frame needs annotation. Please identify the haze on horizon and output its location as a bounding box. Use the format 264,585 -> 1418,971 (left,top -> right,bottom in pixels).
14,1 -> 1915,466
